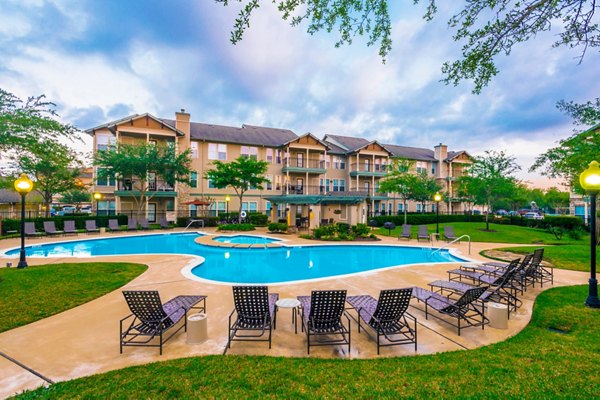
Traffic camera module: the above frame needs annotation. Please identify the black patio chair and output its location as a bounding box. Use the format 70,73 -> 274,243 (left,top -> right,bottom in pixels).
108,219 -> 120,232
443,226 -> 458,242
411,286 -> 489,335
417,225 -> 429,242
297,290 -> 350,355
398,224 -> 412,240
63,220 -> 78,235
85,220 -> 100,233
120,290 -> 206,355
346,288 -> 417,354
226,286 -> 278,353
43,221 -> 64,236
24,222 -> 44,237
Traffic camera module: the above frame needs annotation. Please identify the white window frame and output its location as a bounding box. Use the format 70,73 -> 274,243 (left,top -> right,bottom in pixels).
241,146 -> 258,159
208,143 -> 227,160
191,142 -> 199,159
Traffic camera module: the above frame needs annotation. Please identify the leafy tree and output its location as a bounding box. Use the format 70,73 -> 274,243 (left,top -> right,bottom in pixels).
411,171 -> 443,213
544,187 -> 570,214
217,1 -> 598,93
379,158 -> 417,224
60,189 -> 92,212
462,150 -> 521,230
11,139 -> 83,216
0,88 -> 77,152
94,143 -> 192,214
204,156 -> 269,223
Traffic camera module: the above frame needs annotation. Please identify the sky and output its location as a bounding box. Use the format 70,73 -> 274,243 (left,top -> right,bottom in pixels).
1,0 -> 598,188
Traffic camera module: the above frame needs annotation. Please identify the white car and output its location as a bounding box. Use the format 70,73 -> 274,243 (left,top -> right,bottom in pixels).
523,212 -> 544,220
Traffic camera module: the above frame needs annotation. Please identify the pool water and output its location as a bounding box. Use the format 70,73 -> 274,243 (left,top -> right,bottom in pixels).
4,233 -> 466,284
213,235 -> 280,245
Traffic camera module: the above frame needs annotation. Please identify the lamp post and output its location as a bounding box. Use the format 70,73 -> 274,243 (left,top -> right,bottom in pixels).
14,173 -> 33,269
93,192 -> 102,216
433,192 -> 442,234
225,195 -> 230,222
580,160 -> 600,308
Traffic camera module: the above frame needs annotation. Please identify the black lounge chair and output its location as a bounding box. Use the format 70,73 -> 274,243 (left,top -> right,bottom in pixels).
43,221 -> 63,236
127,217 -> 138,231
398,224 -> 412,240
120,290 -> 206,355
226,286 -> 278,353
346,288 -> 417,354
139,217 -> 150,230
63,220 -> 77,235
24,222 -> 44,237
297,290 -> 350,355
443,226 -> 458,242
85,220 -> 100,233
108,219 -> 120,232
417,225 -> 429,242
411,286 -> 489,335
447,257 -> 521,288
158,216 -> 171,229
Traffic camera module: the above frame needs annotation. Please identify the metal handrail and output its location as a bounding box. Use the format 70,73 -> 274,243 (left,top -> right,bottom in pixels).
184,219 -> 205,231
431,234 -> 471,255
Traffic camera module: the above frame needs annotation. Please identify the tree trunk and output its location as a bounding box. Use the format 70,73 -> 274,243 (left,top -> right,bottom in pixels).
403,199 -> 407,225
485,202 -> 490,230
238,195 -> 244,223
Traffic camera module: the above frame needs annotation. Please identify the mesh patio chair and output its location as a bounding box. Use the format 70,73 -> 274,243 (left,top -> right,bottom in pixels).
346,288 -> 416,354
63,220 -> 77,235
226,286 -> 278,353
158,216 -> 171,229
411,286 -> 489,335
43,221 -> 64,236
443,226 -> 458,242
108,219 -> 120,232
120,290 -> 206,355
139,217 -> 150,230
417,225 -> 429,242
24,222 -> 44,237
127,218 -> 138,230
85,220 -> 100,233
447,257 -> 521,288
297,290 -> 350,355
398,224 -> 412,241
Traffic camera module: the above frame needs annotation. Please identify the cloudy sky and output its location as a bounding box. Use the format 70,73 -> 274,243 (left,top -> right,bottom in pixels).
1,0 -> 598,187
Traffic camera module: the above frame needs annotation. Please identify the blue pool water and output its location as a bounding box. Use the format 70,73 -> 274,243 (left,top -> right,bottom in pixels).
213,235 -> 280,244
4,233 -> 466,284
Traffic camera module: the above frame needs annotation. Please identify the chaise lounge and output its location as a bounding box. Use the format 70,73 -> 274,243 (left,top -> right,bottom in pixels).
43,221 -> 64,236
398,224 -> 412,240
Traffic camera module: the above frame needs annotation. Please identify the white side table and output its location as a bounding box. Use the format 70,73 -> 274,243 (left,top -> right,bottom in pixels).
275,298 -> 301,334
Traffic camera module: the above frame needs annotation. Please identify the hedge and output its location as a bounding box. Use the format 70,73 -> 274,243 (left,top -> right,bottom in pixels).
220,212 -> 269,226
372,214 -> 485,227
1,215 -> 129,235
176,216 -> 219,228
217,223 -> 255,231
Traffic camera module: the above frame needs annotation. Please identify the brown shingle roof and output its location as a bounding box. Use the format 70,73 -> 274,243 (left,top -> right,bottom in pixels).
383,144 -> 436,162
323,134 -> 370,152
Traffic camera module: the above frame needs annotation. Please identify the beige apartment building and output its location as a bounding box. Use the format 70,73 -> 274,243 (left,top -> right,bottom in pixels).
86,110 -> 472,226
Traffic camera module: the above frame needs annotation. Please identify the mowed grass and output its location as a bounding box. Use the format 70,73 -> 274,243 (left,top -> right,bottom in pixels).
487,244 -> 592,272
0,262 -> 147,333
17,285 -> 599,399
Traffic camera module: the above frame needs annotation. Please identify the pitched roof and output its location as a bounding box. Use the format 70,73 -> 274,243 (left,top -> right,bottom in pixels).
323,134 -> 370,152
161,120 -> 298,147
383,144 -> 436,161
0,189 -> 20,203
86,113 -> 185,136
282,132 -> 331,149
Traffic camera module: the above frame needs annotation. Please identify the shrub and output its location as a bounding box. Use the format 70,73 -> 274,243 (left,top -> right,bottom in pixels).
351,223 -> 370,236
547,226 -> 565,240
543,216 -> 584,230
336,223 -> 350,234
373,213 -> 485,227
248,212 -> 268,226
267,222 -> 288,233
567,227 -> 585,241
298,234 -> 311,239
1,215 -> 129,234
176,216 -> 219,228
313,225 -> 336,239
217,223 -> 255,231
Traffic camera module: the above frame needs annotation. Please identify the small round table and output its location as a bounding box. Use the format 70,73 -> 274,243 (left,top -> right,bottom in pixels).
275,298 -> 301,334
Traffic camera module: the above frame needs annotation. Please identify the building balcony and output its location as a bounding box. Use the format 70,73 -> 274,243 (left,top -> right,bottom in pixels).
115,180 -> 177,197
282,158 -> 327,174
349,187 -> 389,198
349,163 -> 389,177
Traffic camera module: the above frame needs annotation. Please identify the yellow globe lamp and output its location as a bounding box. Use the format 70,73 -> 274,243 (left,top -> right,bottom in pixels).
580,161 -> 600,193
580,160 -> 600,308
14,173 -> 33,194
433,192 -> 442,234
14,173 -> 33,268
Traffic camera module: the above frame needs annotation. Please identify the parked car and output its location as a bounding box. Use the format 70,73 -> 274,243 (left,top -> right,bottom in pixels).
496,209 -> 508,216
80,206 -> 92,214
523,212 -> 544,220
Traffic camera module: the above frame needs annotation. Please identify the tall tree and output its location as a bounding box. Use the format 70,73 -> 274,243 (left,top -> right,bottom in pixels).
0,88 -> 77,152
11,139 -> 83,216
411,171 -> 443,213
60,189 -> 92,212
462,150 -> 521,230
94,143 -> 192,214
217,1 -> 598,93
544,187 -> 570,214
379,158 -> 418,224
204,156 -> 269,223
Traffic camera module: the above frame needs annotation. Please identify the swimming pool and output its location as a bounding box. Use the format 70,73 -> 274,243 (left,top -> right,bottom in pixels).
3,233 -> 467,284
212,235 -> 281,244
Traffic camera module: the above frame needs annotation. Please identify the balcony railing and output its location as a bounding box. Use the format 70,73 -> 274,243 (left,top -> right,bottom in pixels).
280,184 -> 351,195
119,180 -> 175,192
350,163 -> 390,173
283,158 -> 326,169
349,187 -> 389,197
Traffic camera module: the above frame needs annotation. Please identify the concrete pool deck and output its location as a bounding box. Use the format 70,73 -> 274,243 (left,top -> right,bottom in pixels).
0,228 -> 588,398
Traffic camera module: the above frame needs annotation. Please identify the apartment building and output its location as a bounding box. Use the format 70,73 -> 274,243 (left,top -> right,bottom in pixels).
86,110 -> 472,225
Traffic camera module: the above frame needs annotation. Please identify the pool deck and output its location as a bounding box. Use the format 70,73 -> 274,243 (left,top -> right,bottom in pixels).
0,228 -> 588,398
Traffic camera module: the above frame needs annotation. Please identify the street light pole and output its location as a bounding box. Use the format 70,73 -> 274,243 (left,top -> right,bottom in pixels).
433,192 -> 442,235
93,192 -> 102,216
580,161 -> 600,308
225,195 -> 230,222
14,173 -> 33,269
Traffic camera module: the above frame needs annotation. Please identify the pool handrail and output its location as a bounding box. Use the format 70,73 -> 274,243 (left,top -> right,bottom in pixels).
431,235 -> 471,255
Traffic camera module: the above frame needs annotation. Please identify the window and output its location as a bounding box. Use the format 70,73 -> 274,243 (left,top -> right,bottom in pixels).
266,174 -> 272,190
333,156 -> 346,169
416,203 -> 422,212
148,172 -> 157,191
241,146 -> 258,159
389,203 -> 393,214
416,161 -> 427,174
432,204 -> 436,212
191,142 -> 199,159
265,201 -> 271,213
190,171 -> 198,188
275,175 -> 282,190
266,148 -> 273,163
208,143 -> 227,160
241,202 -> 257,212
166,199 -> 175,212
340,179 -> 345,191
207,179 -> 217,189
398,203 -> 403,213
333,179 -> 340,192
97,200 -> 116,216
96,134 -> 114,151
190,204 -> 197,217
276,150 -> 282,164
364,159 -> 371,172
431,162 -> 436,175
96,168 -> 115,187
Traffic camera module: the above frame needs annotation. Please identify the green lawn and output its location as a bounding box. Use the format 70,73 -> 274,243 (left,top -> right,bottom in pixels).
0,262 -> 147,333
377,222 -> 592,272
17,285 -> 599,399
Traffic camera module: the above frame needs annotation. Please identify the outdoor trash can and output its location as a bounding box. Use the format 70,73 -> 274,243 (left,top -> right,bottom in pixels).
487,302 -> 508,329
187,313 -> 208,343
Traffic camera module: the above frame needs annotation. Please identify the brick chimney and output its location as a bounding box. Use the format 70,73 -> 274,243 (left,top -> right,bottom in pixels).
175,109 -> 190,136
434,143 -> 448,180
